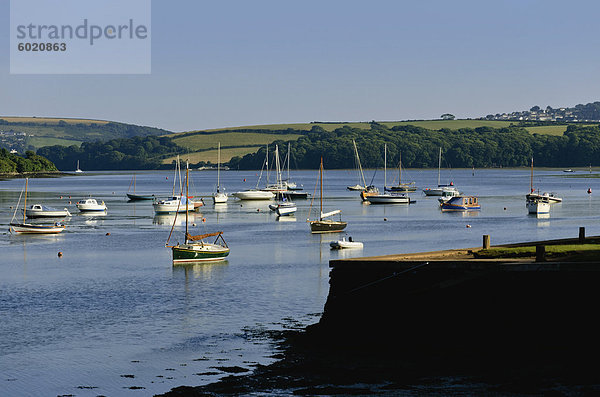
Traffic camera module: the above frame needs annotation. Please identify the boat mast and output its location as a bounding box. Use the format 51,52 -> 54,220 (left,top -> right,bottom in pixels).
23,177 -> 28,223
530,157 -> 534,193
384,143 -> 387,190
353,140 -> 367,188
437,147 -> 441,187
320,157 -> 323,220
287,142 -> 291,183
274,145 -> 282,188
399,151 -> 402,185
217,142 -> 221,192
185,162 -> 189,243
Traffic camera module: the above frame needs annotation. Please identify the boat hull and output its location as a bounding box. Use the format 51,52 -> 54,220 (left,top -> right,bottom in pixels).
127,193 -> 155,201
213,193 -> 228,204
330,240 -> 363,249
10,222 -> 65,234
527,200 -> 550,214
309,220 -> 347,234
172,243 -> 230,263
276,204 -> 297,216
385,185 -> 417,192
366,194 -> 410,204
233,190 -> 274,200
25,208 -> 71,218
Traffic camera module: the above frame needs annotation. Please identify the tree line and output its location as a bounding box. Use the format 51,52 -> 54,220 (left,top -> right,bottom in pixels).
0,149 -> 58,173
229,123 -> 600,169
37,136 -> 184,170
34,123 -> 600,171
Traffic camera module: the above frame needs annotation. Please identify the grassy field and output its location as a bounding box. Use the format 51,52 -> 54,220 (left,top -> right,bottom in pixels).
162,146 -> 263,164
171,132 -> 303,151
0,116 -> 109,124
199,119 -> 517,133
27,137 -> 82,148
474,244 -> 600,260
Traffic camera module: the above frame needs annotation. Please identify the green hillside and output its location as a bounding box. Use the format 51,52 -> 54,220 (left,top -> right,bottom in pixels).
164,119 -> 573,164
0,116 -> 171,152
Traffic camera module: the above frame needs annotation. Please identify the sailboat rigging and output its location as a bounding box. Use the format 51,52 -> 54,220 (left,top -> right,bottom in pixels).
308,158 -> 347,233
168,162 -> 230,263
365,144 -> 411,204
423,147 -> 458,196
213,142 -> 228,203
10,178 -> 66,234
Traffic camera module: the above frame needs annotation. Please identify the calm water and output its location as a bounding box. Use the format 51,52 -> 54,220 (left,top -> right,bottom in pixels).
1,168 -> 600,396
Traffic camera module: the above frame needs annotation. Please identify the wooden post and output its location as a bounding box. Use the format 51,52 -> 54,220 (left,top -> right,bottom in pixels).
579,227 -> 586,243
483,235 -> 490,250
536,245 -> 546,262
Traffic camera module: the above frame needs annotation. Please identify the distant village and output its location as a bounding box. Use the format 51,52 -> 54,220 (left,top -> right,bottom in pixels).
483,103 -> 600,123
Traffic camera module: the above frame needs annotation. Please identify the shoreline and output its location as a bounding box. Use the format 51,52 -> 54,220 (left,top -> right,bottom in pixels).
0,171 -> 71,180
159,231 -> 600,396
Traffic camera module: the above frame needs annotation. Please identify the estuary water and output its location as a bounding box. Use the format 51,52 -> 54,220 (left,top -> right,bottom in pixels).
1,167 -> 600,396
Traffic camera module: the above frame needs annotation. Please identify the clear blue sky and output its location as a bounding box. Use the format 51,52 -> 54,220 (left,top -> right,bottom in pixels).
1,0 -> 600,132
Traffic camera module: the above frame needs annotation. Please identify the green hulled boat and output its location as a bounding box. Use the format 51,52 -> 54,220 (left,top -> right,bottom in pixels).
167,162 -> 230,264
171,232 -> 230,263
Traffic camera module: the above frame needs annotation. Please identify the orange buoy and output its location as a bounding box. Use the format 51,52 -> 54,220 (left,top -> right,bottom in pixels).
106,232 -> 110,236
58,252 -> 63,257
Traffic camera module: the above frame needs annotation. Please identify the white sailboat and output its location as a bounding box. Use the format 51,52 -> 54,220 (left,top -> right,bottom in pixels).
154,156 -> 202,213
213,142 -> 228,204
267,145 -> 297,216
423,148 -> 458,196
234,145 -> 275,200
366,144 -> 410,204
75,160 -> 83,173
10,178 -> 66,234
526,157 -> 551,214
385,151 -> 417,192
347,140 -> 367,191
168,163 -> 230,263
308,158 -> 347,233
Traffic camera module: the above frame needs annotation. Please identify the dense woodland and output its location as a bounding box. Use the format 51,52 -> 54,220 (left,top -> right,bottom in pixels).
37,136 -> 182,170
229,123 -> 600,169
34,123 -> 600,171
0,149 -> 58,173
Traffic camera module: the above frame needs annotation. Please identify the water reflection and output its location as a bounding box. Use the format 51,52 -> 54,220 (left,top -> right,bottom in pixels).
276,216 -> 296,222
153,212 -> 203,226
214,203 -> 228,213
172,260 -> 229,280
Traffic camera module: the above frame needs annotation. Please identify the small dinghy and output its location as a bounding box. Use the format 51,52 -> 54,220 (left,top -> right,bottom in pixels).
330,236 -> 363,250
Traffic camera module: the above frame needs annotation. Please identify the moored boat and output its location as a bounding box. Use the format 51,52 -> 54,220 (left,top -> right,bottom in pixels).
440,196 -> 481,212
153,196 -> 199,213
76,198 -> 107,212
168,163 -> 230,263
24,204 -> 71,218
9,178 -> 66,234
276,201 -> 297,216
423,147 -> 456,196
365,144 -> 411,204
10,222 -> 65,234
330,237 -> 363,249
127,173 -> 154,200
213,142 -> 228,204
527,196 -> 550,214
309,158 -> 347,234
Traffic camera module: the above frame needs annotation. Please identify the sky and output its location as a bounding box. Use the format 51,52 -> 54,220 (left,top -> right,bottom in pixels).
1,0 -> 600,132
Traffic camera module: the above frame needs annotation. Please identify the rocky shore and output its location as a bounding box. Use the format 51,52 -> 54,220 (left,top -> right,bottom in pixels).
158,235 -> 600,396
